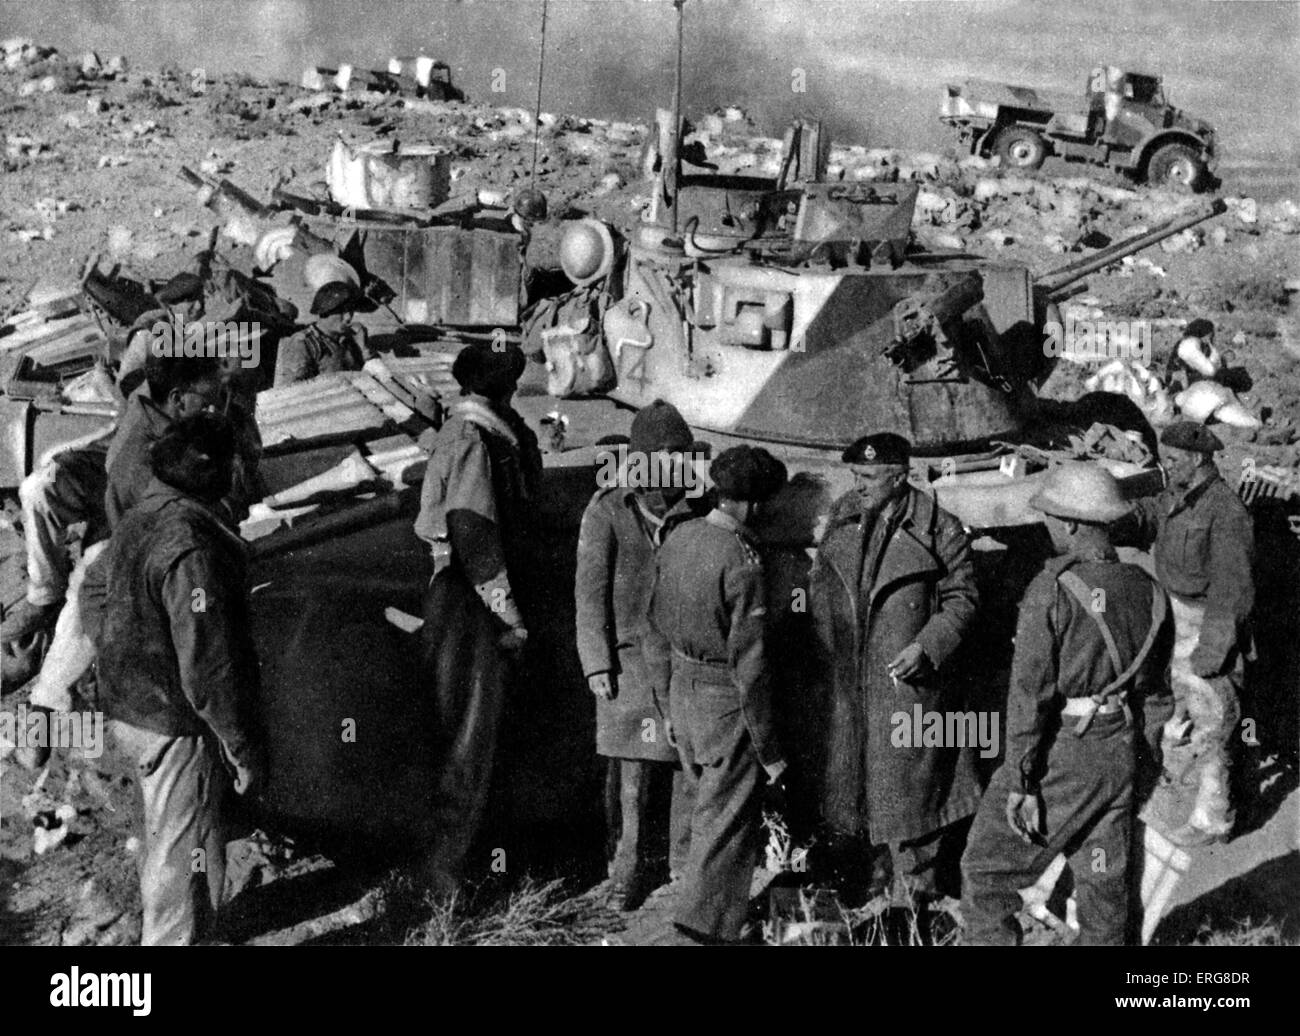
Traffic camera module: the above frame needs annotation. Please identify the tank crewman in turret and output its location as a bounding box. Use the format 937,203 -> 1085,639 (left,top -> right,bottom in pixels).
961,463 -> 1173,945
414,341 -> 542,896
642,445 -> 788,943
272,281 -> 374,388
575,401 -> 710,910
1121,421 -> 1254,846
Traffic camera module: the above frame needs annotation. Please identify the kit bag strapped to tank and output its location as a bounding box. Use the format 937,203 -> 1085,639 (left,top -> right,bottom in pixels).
523,281 -> 617,397
1056,567 -> 1168,736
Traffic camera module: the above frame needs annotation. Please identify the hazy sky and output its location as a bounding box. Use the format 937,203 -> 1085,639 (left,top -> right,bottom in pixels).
4,0 -> 1297,164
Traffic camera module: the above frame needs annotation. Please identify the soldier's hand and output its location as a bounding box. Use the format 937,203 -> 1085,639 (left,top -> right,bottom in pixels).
664,717 -> 678,749
1006,791 -> 1045,844
232,748 -> 267,798
498,626 -> 529,654
887,642 -> 928,683
1189,648 -> 1220,680
765,766 -> 790,816
588,672 -> 616,700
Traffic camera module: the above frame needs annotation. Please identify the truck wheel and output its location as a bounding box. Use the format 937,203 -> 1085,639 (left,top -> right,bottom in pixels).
994,127 -> 1047,170
1147,143 -> 1205,191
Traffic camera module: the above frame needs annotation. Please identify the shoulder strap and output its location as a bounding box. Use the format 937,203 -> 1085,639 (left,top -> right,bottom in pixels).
1056,569 -> 1167,697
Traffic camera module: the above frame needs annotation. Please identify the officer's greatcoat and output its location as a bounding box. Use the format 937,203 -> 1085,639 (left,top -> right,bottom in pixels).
805,488 -> 981,845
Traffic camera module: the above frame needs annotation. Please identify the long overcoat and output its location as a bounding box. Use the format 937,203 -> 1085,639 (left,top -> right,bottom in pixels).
806,487 -> 982,845
575,486 -> 708,761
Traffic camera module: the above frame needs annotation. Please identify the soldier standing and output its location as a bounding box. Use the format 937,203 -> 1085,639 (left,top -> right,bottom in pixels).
96,414 -> 265,944
805,432 -> 980,905
1124,421 -> 1254,845
575,401 -> 707,909
961,464 -> 1173,945
414,341 -> 541,895
643,445 -> 788,943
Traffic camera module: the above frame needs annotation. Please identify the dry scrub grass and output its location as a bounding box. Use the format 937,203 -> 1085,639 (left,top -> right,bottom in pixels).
1194,918 -> 1292,946
405,877 -> 620,947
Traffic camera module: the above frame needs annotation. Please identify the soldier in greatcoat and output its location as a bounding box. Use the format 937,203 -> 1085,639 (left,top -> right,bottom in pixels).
804,432 -> 981,904
575,401 -> 709,908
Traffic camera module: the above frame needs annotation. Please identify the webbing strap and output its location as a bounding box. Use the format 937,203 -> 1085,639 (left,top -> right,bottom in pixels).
1056,569 -> 1168,734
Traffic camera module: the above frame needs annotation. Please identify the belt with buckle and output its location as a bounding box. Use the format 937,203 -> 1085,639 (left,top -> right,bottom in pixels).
1061,697 -> 1123,717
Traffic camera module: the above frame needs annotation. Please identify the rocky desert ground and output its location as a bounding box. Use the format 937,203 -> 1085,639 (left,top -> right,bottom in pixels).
1,36 -> 1297,946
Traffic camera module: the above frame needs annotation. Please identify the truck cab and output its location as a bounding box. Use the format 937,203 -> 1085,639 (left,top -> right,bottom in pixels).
942,66 -> 1215,191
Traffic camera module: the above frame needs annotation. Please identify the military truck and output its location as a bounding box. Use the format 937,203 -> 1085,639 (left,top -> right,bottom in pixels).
941,66 -> 1216,190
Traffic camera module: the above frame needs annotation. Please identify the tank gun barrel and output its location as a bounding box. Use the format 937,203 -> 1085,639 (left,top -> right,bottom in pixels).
1034,198 -> 1225,297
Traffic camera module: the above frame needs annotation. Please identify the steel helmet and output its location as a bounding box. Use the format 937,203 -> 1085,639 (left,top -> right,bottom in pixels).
559,218 -> 615,286
512,188 -> 548,222
303,254 -> 360,293
1028,461 -> 1131,523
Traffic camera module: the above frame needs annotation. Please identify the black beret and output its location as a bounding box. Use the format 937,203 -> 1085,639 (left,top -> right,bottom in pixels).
843,432 -> 911,467
1160,420 -> 1223,454
1184,318 -> 1215,341
150,411 -> 236,499
156,272 -> 204,304
710,445 -> 786,503
452,341 -> 527,398
630,400 -> 693,455
310,281 -> 358,317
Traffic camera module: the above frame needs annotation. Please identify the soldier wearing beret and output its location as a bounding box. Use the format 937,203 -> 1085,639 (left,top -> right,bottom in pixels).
805,432 -> 980,907
575,401 -> 709,909
642,444 -> 788,942
118,271 -> 210,398
961,463 -> 1173,945
414,341 -> 542,894
1120,420 -> 1254,845
272,282 -> 374,388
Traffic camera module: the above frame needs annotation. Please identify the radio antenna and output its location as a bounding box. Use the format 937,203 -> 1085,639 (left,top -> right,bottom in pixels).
530,0 -> 549,186
671,0 -> 685,235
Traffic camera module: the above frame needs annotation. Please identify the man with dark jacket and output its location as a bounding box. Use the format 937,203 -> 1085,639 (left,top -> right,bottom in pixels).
575,401 -> 708,909
961,463 -> 1173,945
97,413 -> 264,945
1122,421 -> 1254,845
117,271 -> 209,399
414,341 -> 541,896
806,433 -> 980,905
12,355 -> 229,771
106,355 -> 228,527
643,445 -> 788,943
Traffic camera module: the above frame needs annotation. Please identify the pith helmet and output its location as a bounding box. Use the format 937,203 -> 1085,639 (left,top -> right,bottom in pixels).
1028,461 -> 1131,523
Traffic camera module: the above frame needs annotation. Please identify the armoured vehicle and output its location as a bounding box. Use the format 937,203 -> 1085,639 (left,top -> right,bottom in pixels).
538,111 -> 1224,533
941,66 -> 1216,190
0,66 -> 1224,852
